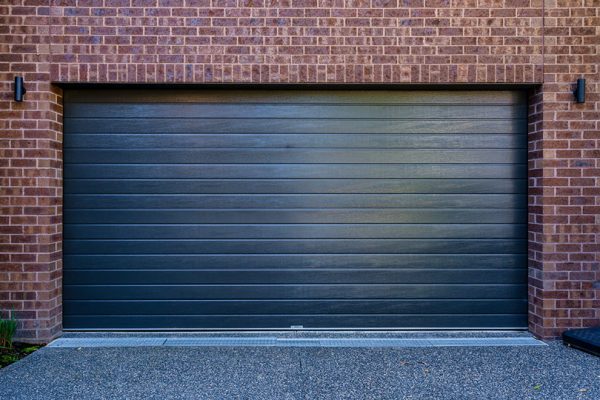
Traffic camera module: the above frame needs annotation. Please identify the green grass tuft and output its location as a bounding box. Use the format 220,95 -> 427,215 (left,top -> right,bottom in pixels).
0,311 -> 18,349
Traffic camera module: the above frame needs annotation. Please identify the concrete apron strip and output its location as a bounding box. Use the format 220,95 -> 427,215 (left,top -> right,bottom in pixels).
47,337 -> 547,348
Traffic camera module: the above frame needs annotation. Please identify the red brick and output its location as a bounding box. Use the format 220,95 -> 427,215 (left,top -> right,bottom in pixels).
1,0 -> 598,342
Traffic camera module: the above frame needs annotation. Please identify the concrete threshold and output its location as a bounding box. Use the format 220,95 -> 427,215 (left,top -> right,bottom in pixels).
48,335 -> 546,348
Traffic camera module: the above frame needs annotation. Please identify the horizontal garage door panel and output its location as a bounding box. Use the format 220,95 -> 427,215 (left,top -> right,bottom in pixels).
64,89 -> 523,104
64,254 -> 527,270
65,149 -> 525,164
63,239 -> 524,255
65,133 -> 527,149
64,224 -> 526,239
65,103 -> 527,119
65,300 -> 527,316
65,209 -> 526,224
65,269 -> 526,285
63,89 -> 527,330
64,179 -> 526,194
65,284 -> 525,300
65,164 -> 526,179
65,315 -> 526,330
66,193 -> 526,207
66,118 -> 524,134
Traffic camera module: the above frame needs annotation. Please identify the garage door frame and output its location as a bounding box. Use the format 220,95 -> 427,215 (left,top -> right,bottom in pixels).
61,84 -> 531,331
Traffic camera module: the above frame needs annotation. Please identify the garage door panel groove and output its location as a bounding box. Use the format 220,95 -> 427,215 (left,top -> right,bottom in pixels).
63,89 -> 527,330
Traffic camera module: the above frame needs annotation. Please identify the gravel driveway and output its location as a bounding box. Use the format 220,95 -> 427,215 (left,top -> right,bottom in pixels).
0,334 -> 598,400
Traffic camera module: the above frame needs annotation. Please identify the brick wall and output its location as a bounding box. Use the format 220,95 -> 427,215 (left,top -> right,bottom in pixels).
528,1 -> 599,338
48,0 -> 544,83
0,0 -> 598,342
1,1 -> 63,342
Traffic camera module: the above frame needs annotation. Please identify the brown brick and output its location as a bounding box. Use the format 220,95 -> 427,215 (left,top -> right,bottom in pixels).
1,0 -> 598,342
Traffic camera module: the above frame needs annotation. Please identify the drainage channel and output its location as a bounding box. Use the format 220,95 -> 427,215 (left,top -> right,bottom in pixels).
48,337 -> 546,348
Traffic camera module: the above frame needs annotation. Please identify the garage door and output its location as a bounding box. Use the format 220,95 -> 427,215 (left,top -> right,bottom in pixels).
63,89 -> 528,330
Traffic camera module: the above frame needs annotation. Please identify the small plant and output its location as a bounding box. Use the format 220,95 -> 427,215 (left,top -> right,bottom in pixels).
0,354 -> 19,365
0,311 -> 18,349
21,346 -> 40,355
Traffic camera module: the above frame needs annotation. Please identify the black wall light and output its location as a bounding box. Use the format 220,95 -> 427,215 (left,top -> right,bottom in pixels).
14,76 -> 26,102
573,78 -> 585,103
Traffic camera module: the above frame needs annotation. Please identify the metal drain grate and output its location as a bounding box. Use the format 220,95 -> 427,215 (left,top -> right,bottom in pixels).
48,336 -> 546,348
48,337 -> 167,347
164,337 -> 277,347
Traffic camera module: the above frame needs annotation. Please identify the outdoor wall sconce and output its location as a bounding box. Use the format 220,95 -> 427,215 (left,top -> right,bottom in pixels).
573,78 -> 585,103
14,76 -> 26,102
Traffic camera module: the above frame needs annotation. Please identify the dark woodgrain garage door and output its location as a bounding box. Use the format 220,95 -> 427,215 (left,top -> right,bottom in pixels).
63,89 -> 528,330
